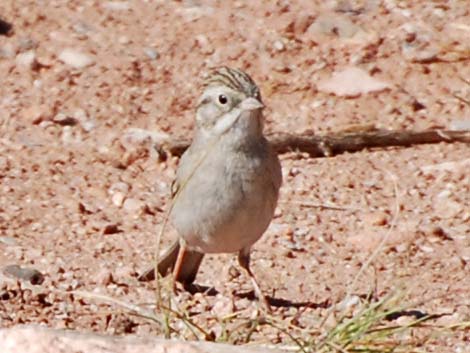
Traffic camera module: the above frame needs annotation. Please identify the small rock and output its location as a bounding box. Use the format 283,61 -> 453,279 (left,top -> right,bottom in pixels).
419,245 -> 434,253
0,43 -> 15,58
317,67 -> 391,97
72,22 -> 92,37
143,47 -> 159,60
53,113 -> 79,126
211,294 -> 234,316
96,269 -> 114,286
122,198 -> 145,215
284,13 -> 316,38
61,126 -> 80,144
337,295 -> 361,312
109,182 -> 130,195
58,48 -> 94,69
112,192 -> 125,207
103,1 -> 131,11
307,13 -> 362,38
2,264 -> 45,285
272,40 -> 285,52
450,120 -> 470,131
0,17 -> 13,36
395,315 -> 416,326
394,243 -> 408,253
195,34 -> 214,55
22,104 -> 51,124
400,24 -> 439,63
0,236 -> 18,246
176,6 -> 214,23
114,265 -> 135,278
16,50 -> 38,69
72,109 -> 96,132
18,37 -> 37,52
118,36 -> 130,45
102,224 -> 122,235
363,211 -> 389,227
121,128 -> 169,151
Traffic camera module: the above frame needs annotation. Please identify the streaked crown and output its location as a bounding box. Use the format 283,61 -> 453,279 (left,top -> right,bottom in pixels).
203,66 -> 261,100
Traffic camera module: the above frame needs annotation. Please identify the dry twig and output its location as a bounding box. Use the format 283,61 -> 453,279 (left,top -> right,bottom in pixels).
158,129 -> 470,158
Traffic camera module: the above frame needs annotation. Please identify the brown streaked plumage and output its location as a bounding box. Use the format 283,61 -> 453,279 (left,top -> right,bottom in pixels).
203,66 -> 261,100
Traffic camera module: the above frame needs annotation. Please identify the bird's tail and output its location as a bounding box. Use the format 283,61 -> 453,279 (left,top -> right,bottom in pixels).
138,240 -> 204,284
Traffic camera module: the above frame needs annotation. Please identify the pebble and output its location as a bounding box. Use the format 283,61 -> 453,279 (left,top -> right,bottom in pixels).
272,40 -> 285,52
307,13 -> 362,38
450,120 -> 470,131
118,36 -> 130,45
0,236 -> 18,246
15,50 -> 37,69
53,113 -> 78,126
80,120 -> 96,132
102,224 -> 122,235
18,37 -> 37,52
0,17 -> 13,36
400,24 -> 439,63
58,48 -> 94,69
112,192 -> 125,207
61,126 -> 79,144
195,34 -> 214,55
143,47 -> 159,60
363,211 -> 389,227
109,182 -> 130,195
211,294 -> 234,316
317,67 -> 391,97
95,269 -> 114,286
121,128 -> 169,151
337,295 -> 361,312
177,6 -> 214,23
0,43 -> 15,58
284,13 -> 316,38
73,109 -> 96,132
72,22 -> 92,37
122,198 -> 145,215
103,1 -> 131,11
2,264 -> 45,285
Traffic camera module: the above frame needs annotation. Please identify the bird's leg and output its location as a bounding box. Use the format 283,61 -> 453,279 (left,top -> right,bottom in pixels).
238,248 -> 272,313
172,241 -> 187,292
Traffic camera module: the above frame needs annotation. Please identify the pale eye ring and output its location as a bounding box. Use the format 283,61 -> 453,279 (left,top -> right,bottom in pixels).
218,94 -> 228,105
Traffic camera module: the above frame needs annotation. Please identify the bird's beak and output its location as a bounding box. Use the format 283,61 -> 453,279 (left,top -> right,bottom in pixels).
240,97 -> 264,111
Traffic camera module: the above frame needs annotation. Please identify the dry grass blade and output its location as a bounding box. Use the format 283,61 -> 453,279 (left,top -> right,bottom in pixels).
316,292 -> 434,353
451,93 -> 470,106
64,290 -> 163,325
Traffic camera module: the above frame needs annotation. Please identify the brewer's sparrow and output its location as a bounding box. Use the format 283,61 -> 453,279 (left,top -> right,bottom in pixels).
139,67 -> 282,309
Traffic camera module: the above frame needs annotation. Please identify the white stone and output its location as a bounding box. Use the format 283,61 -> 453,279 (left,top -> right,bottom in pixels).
111,192 -> 125,207
317,67 -> 391,97
102,1 -> 130,11
16,50 -> 36,68
58,49 -> 94,69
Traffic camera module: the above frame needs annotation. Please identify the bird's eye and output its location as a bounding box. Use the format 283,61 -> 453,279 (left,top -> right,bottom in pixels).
218,94 -> 228,105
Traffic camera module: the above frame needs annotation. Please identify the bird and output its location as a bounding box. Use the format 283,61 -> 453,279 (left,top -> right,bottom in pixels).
139,66 -> 282,310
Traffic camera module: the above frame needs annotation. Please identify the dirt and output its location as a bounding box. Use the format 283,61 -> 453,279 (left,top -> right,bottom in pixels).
0,1 -> 469,351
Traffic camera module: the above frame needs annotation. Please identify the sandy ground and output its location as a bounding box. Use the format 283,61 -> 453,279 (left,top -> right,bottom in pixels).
1,1 -> 469,351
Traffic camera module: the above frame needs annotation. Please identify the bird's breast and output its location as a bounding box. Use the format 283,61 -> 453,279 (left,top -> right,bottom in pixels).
170,140 -> 280,254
